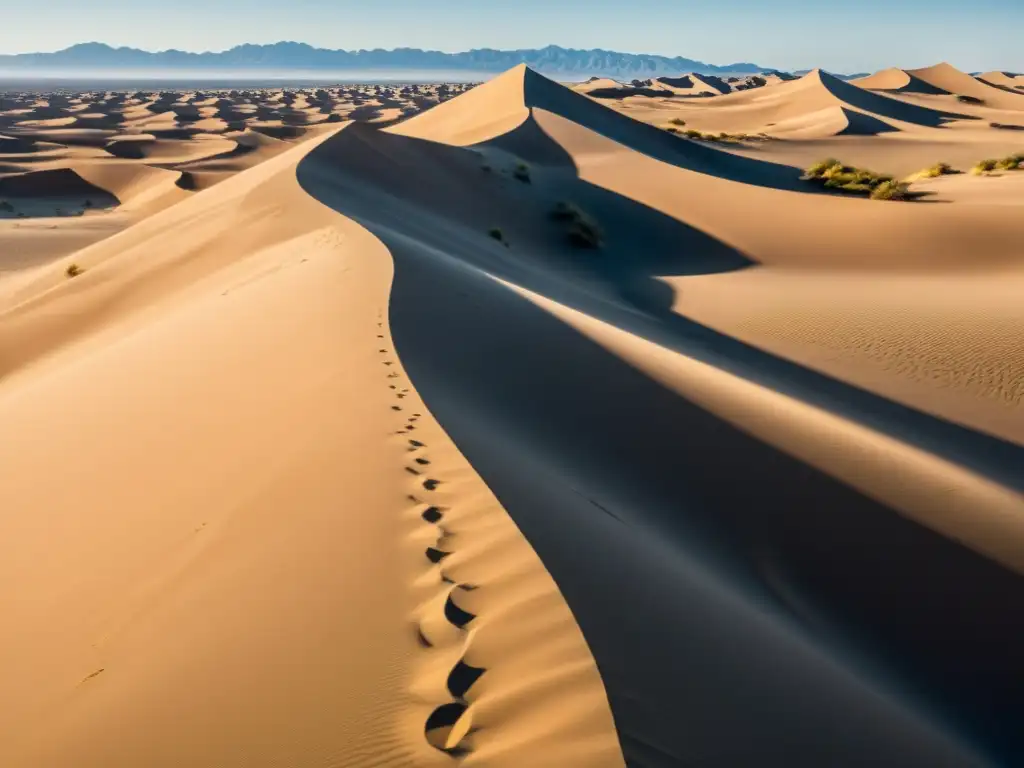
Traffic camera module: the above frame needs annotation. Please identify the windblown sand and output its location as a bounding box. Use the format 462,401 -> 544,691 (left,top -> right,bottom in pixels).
1,63 -> 1022,768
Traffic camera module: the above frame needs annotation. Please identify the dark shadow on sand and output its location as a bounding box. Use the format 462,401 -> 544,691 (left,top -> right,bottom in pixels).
296,120 -> 1024,767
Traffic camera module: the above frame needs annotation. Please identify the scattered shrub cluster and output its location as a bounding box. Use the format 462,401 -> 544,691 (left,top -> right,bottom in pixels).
972,153 -> 1024,174
676,128 -> 764,143
65,263 -> 83,278
802,158 -> 909,199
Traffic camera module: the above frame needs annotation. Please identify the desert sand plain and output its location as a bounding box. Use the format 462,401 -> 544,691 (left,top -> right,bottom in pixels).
1,61 -> 1023,768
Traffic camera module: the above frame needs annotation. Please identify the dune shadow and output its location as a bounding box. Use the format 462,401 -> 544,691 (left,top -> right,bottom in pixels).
519,68 -> 811,192
820,71 -> 975,128
296,121 -> 1024,766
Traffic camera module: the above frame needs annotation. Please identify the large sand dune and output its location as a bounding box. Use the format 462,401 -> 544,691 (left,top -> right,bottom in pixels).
2,62 -> 1023,768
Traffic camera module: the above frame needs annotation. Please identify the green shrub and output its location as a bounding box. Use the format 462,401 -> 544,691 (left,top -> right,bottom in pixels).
513,162 -> 531,183
670,117 -> 687,126
910,162 -> 958,180
803,158 -> 905,199
802,158 -> 843,179
994,152 -> 1024,171
488,227 -> 504,242
65,263 -> 83,278
870,180 -> 910,200
683,129 -> 704,139
969,154 -> 1022,175
972,158 -> 998,174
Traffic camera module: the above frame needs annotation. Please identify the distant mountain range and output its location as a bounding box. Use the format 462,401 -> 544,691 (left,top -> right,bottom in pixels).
0,43 -> 769,77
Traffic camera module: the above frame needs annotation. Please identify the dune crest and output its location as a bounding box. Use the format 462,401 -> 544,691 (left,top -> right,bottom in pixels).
3,59 -> 1024,768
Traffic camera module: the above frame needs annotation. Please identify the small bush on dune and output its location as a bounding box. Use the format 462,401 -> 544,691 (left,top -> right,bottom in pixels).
488,227 -> 504,243
973,153 -> 1024,174
905,162 -> 959,181
664,126 -> 680,134
973,158 -> 999,174
513,162 -> 531,183
803,158 -> 906,199
568,220 -> 603,249
65,263 -> 83,278
670,118 -> 687,126
683,129 -> 704,139
870,180 -> 910,200
995,152 -> 1024,170
957,94 -> 985,105
550,201 -> 603,249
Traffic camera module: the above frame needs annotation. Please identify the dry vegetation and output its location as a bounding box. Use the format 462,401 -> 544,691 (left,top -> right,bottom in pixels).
972,152 -> 1024,174
802,159 -> 909,200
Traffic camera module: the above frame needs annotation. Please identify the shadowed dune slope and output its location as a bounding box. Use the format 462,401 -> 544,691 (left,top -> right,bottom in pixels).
395,64 -> 806,190
296,66 -> 1024,766
853,67 -> 951,95
908,62 -> 1024,109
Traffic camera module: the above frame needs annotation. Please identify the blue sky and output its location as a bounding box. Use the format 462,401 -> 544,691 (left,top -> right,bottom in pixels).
0,0 -> 1021,72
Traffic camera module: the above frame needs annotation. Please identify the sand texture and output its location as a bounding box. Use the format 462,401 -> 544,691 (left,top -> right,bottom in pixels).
1,62 -> 1023,767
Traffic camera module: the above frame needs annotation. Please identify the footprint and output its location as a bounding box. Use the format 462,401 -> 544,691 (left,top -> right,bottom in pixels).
444,593 -> 475,629
447,659 -> 486,699
426,547 -> 451,563
422,506 -> 443,523
424,702 -> 472,754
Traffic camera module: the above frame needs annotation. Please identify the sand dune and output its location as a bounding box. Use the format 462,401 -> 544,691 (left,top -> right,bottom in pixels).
853,67 -> 952,95
2,61 -> 1023,768
909,62 -> 1024,110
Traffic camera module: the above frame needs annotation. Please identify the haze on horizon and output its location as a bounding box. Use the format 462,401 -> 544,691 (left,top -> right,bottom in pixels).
0,0 -> 1021,74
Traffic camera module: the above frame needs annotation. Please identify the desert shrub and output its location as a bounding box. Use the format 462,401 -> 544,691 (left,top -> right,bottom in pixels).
568,220 -> 603,249
990,122 -> 1024,130
683,129 -> 704,139
65,263 -> 83,278
972,158 -> 999,174
972,154 -> 1023,174
513,162 -> 531,183
670,117 -> 687,126
550,201 -> 603,249
488,227 -> 504,242
994,152 -> 1024,170
665,126 -> 680,134
870,180 -> 910,200
906,162 -> 959,181
957,94 -> 985,105
803,158 -> 904,199
803,158 -> 843,179
920,162 -> 957,177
